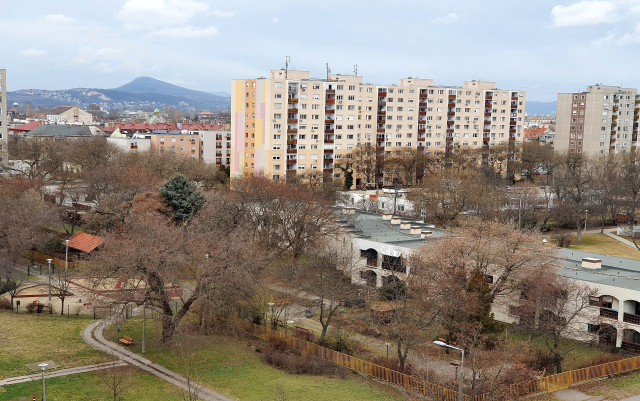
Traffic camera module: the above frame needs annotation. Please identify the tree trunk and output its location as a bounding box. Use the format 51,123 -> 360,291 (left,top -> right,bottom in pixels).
320,323 -> 329,344
60,297 -> 65,316
397,339 -> 408,372
577,215 -> 582,242
555,353 -> 562,374
160,313 -> 177,343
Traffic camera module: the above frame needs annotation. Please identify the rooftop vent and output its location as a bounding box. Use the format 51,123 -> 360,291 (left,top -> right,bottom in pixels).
582,257 -> 602,269
421,231 -> 433,239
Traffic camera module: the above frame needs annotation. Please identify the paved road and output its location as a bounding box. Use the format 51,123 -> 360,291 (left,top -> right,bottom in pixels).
0,361 -> 128,386
82,320 -> 233,401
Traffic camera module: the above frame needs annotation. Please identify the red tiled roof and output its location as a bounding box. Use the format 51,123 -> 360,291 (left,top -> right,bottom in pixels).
67,232 -> 105,253
114,123 -> 225,132
10,121 -> 40,132
524,126 -> 547,139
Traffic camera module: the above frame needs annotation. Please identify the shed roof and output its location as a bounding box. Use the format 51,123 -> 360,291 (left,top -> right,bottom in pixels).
67,232 -> 105,253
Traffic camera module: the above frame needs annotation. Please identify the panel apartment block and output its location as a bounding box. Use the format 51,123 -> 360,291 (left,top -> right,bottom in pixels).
556,85 -> 640,157
231,69 -> 526,184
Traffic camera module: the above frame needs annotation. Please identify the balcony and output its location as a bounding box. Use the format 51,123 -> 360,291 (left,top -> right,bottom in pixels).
325,119 -> 334,124
324,138 -> 334,143
378,101 -> 386,106
486,95 -> 493,100
376,137 -> 385,142
624,313 -> 640,325
446,129 -> 454,134
419,111 -> 427,116
378,91 -> 387,97
325,129 -> 334,134
326,99 -> 335,104
511,97 -> 518,101
446,120 -> 455,125
448,95 -> 456,99
447,111 -> 455,116
485,103 -> 492,108
418,128 -> 426,134
418,120 -> 426,124
326,89 -> 335,94
419,93 -> 428,98
287,139 -> 297,145
287,149 -> 297,154
509,129 -> 516,134
288,98 -> 298,103
287,128 -> 298,134
485,112 -> 492,117
448,103 -> 455,108
325,109 -> 335,114
287,119 -> 298,124
378,110 -> 386,115
484,129 -> 491,133
484,120 -> 491,125
323,168 -> 333,174
418,137 -> 425,141
216,144 -> 222,149
600,308 -> 618,320
288,108 -> 298,114
324,149 -> 333,154
377,128 -> 385,133
419,102 -> 427,107
286,159 -> 297,164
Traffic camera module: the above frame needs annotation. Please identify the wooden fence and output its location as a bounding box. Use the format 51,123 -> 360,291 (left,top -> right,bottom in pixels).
246,322 -> 640,400
23,250 -> 84,271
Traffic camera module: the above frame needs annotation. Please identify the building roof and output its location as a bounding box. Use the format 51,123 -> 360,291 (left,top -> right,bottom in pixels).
349,211 -> 444,249
114,123 -> 225,132
67,232 -> 105,253
47,106 -> 74,115
198,111 -> 215,115
524,126 -> 547,139
24,125 -> 105,137
10,121 -> 40,132
556,248 -> 640,291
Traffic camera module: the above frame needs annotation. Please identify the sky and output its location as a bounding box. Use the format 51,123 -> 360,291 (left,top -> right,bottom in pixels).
3,0 -> 640,101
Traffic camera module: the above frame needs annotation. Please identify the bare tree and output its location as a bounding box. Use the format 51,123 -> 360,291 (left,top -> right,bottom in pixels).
98,358 -> 135,401
552,154 -> 594,241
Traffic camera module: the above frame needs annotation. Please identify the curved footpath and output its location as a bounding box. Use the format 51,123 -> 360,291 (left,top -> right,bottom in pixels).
82,320 -> 234,401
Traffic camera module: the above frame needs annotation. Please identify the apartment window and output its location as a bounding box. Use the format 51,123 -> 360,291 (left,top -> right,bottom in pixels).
349,85 -> 356,90
273,155 -> 281,160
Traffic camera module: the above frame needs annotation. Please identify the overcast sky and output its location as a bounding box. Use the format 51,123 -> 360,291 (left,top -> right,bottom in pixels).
3,0 -> 640,101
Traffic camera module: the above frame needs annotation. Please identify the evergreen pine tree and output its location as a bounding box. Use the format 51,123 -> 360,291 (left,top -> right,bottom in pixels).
160,174 -> 206,222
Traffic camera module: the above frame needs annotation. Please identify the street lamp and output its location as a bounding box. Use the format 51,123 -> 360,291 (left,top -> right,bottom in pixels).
585,209 -> 589,233
511,197 -> 522,230
46,259 -> 52,302
286,320 -> 294,335
385,343 -> 390,359
267,302 -> 275,330
64,239 -> 69,276
434,341 -> 464,401
38,362 -> 48,401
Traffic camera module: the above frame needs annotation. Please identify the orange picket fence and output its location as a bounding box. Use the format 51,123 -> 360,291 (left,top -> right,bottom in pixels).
246,322 -> 640,400
23,250 -> 85,270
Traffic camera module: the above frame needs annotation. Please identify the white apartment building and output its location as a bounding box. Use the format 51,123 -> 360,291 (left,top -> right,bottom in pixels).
199,130 -> 231,166
231,68 -> 526,186
46,106 -> 93,125
0,69 -> 7,172
556,85 -> 640,156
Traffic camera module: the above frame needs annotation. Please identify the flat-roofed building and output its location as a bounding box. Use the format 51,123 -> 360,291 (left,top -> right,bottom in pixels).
231,68 -> 526,186
555,85 -> 640,156
148,132 -> 200,159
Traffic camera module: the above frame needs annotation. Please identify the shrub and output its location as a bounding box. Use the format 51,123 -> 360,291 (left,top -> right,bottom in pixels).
524,349 -> 556,372
324,333 -> 354,355
26,302 -> 47,314
344,297 -> 366,308
0,298 -> 12,310
552,232 -> 572,248
378,281 -> 406,301
260,343 -> 346,378
369,356 -> 415,375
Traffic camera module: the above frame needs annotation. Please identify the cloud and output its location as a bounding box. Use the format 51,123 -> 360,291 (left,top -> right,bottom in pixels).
17,48 -> 48,58
271,17 -> 279,24
430,13 -> 458,26
212,10 -> 235,17
617,22 -> 640,44
74,47 -> 122,64
592,32 -> 617,46
551,1 -> 617,27
148,25 -> 218,38
116,0 -> 209,30
42,14 -> 75,24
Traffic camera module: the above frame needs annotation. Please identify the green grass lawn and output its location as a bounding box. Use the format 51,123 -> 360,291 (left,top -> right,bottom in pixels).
0,369 -> 184,401
576,371 -> 640,400
505,327 -> 614,372
568,234 -> 640,260
0,311 -> 111,379
104,317 -> 408,401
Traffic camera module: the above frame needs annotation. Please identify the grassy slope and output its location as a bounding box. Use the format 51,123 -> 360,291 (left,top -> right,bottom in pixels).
0,369 -> 183,401
0,312 -> 110,379
568,234 -> 640,260
104,317 -> 407,401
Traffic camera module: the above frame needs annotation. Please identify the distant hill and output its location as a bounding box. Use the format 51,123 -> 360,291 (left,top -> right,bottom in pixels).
8,77 -> 230,112
526,101 -> 557,116
211,91 -> 231,98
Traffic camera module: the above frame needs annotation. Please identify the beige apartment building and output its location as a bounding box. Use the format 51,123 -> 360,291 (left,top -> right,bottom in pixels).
148,132 -> 200,159
0,69 -> 6,172
231,68 -> 526,185
556,85 -> 640,156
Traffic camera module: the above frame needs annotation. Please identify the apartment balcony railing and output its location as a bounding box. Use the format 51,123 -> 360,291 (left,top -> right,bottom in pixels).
600,308 -> 618,320
325,129 -> 334,134
377,128 -> 385,133
324,138 -> 334,143
624,313 -> 640,325
287,119 -> 298,124
325,109 -> 335,114
288,98 -> 298,103
287,129 -> 298,134
326,99 -> 335,104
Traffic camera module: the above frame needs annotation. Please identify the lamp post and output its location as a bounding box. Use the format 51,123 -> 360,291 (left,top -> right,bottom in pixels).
38,362 -> 48,401
46,259 -> 52,301
585,209 -> 589,233
511,197 -> 522,230
267,302 -> 275,330
64,239 -> 69,275
142,300 -> 146,354
434,341 -> 464,401
286,320 -> 294,335
385,343 -> 390,359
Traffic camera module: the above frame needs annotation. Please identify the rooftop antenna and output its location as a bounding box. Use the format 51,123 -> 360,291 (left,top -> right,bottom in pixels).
354,64 -> 358,76
326,63 -> 331,80
285,56 -> 290,79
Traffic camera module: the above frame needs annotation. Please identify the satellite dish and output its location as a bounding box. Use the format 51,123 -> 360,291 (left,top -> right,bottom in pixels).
12,102 -> 18,107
